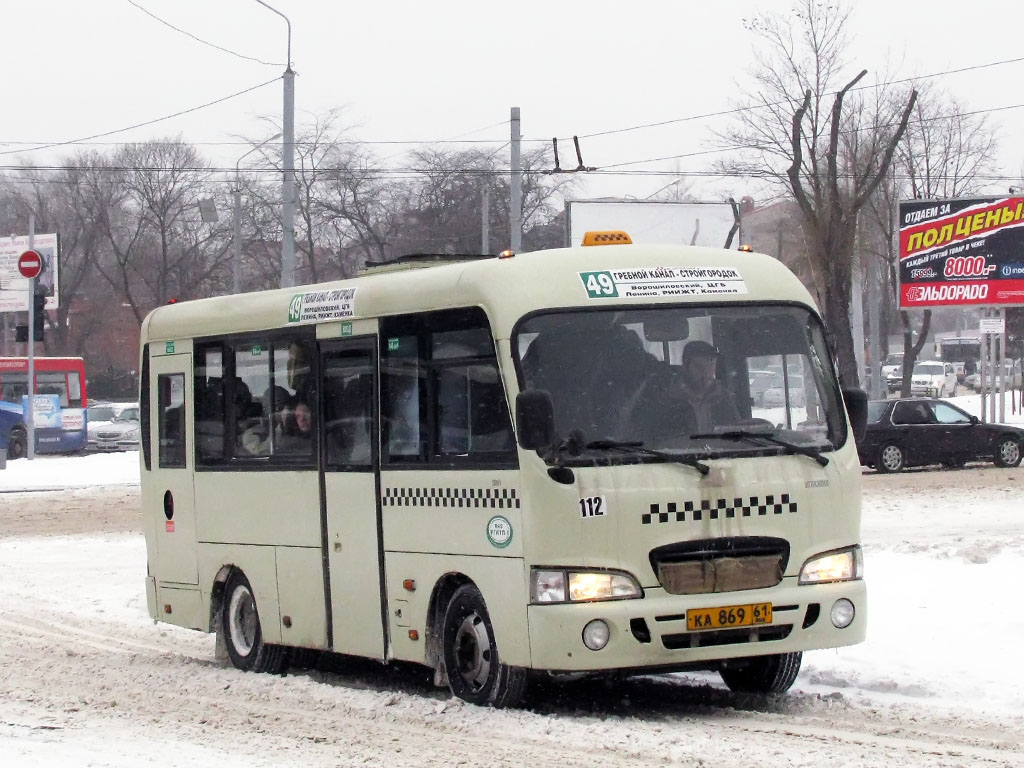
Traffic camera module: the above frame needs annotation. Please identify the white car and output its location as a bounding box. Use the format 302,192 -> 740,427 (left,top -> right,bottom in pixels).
880,352 -> 903,381
909,361 -> 957,398
87,402 -> 141,452
762,374 -> 805,407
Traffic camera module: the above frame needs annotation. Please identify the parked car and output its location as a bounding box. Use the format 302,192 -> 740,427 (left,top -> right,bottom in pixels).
1,400 -> 26,460
880,352 -> 903,382
964,360 -> 1022,392
747,370 -> 782,406
856,397 -> 1024,472
908,361 -> 958,397
87,402 -> 141,452
762,374 -> 805,407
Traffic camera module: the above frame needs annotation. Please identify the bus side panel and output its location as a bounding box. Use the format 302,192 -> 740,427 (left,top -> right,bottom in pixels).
383,551 -> 530,668
197,543 -> 282,643
154,586 -> 205,631
194,472 -> 321,547
275,545 -> 328,649
380,469 -> 523,558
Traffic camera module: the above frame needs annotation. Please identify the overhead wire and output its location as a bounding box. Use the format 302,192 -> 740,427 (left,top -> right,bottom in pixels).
0,78 -> 281,158
127,0 -> 284,66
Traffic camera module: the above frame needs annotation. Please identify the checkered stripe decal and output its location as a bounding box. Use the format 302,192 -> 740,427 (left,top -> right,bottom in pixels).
382,487 -> 520,509
642,495 -> 797,524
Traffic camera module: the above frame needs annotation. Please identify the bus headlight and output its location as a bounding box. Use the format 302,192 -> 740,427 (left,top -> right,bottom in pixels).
531,569 -> 642,603
798,546 -> 863,584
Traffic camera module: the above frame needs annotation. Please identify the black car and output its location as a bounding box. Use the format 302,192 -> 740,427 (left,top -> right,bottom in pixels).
857,398 -> 1024,472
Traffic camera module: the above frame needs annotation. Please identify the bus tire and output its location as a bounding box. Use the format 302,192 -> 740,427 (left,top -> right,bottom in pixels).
7,428 -> 26,460
221,570 -> 288,674
719,651 -> 802,694
441,584 -> 526,708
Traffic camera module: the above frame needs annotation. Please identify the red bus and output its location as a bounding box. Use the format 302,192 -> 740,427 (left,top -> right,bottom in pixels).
0,357 -> 87,458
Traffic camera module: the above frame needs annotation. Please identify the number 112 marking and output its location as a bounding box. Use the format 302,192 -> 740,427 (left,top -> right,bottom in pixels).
579,496 -> 607,518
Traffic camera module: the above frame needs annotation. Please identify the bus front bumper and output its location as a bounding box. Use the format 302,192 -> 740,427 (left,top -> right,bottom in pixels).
526,578 -> 866,672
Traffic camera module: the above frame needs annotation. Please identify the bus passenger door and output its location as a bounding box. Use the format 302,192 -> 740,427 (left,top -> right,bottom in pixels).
149,352 -> 198,586
319,339 -> 385,658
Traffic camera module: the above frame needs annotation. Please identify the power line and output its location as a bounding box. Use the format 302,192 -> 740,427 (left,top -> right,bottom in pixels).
0,78 -> 280,158
3,163 -> 1021,184
563,54 -> 1024,142
127,0 -> 283,66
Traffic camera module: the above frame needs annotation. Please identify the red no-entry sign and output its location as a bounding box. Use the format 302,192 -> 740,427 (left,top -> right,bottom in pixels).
18,249 -> 43,279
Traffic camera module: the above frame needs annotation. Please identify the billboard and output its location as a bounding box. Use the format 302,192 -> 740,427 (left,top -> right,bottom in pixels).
898,197 -> 1024,308
0,233 -> 60,313
565,200 -> 737,250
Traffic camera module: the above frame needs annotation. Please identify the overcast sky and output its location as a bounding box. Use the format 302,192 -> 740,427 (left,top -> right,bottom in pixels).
3,0 -> 1023,206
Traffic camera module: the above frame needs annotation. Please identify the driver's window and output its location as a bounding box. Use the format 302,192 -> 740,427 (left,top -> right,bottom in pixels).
933,402 -> 970,424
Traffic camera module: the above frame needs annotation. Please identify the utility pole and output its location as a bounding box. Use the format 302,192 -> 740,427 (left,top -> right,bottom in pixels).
282,58 -> 296,287
26,216 -> 36,460
255,1 -> 295,288
233,187 -> 243,294
481,185 -> 490,254
510,107 -> 522,252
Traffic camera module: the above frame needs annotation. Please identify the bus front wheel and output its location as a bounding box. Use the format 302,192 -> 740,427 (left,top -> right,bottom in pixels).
719,651 -> 802,694
7,428 -> 26,460
441,584 -> 527,708
220,570 -> 288,674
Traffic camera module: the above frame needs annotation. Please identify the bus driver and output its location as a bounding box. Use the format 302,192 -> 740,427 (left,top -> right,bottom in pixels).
679,340 -> 739,432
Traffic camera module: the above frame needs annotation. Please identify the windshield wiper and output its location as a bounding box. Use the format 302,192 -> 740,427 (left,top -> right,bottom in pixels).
690,429 -> 830,467
584,438 -> 710,476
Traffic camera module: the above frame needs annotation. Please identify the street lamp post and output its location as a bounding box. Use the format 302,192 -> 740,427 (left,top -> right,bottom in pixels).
234,132 -> 282,294
254,0 -> 296,289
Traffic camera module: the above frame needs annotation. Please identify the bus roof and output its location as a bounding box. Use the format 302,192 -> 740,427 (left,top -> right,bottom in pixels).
140,243 -> 817,344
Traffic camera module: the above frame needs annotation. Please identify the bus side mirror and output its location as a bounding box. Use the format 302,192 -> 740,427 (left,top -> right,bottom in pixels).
842,387 -> 868,442
516,390 -> 555,450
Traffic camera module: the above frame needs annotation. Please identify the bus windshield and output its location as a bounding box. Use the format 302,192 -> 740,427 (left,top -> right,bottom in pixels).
514,304 -> 846,458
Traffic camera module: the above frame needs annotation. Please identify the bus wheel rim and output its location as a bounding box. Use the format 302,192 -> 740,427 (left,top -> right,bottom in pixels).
454,611 -> 491,692
228,585 -> 257,656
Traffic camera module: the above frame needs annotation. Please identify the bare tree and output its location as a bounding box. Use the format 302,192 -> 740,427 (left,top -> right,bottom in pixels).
95,139 -> 231,320
720,0 -> 917,385
865,87 -> 998,395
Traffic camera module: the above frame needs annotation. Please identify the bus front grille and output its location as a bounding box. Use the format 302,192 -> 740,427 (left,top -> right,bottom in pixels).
650,537 -> 789,595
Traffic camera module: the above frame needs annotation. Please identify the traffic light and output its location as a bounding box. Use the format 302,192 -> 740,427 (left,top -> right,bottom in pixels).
32,293 -> 45,341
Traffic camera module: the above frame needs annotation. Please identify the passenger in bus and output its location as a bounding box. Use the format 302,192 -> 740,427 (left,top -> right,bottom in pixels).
287,342 -> 313,401
277,398 -> 313,453
678,340 -> 739,433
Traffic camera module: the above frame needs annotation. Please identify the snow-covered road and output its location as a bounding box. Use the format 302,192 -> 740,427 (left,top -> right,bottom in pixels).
1,463 -> 1022,766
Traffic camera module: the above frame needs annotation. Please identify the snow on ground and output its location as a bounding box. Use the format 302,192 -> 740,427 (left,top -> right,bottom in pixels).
1,392 -> 1023,765
0,450 -> 138,492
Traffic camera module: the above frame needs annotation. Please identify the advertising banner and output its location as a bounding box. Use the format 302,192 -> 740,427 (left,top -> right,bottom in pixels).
0,233 -> 60,312
566,200 -> 737,250
898,197 -> 1024,308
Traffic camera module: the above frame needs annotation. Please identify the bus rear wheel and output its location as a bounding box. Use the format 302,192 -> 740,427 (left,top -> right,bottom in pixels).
221,570 -> 288,674
442,584 -> 527,708
6,428 -> 26,460
720,651 -> 802,694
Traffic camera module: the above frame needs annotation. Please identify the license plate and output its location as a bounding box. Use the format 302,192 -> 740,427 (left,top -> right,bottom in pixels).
687,602 -> 772,631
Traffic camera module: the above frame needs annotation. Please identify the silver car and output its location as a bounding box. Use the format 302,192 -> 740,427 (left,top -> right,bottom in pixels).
88,403 -> 141,452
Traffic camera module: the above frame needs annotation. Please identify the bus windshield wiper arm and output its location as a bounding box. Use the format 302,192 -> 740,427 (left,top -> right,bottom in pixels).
689,430 -> 829,467
584,439 -> 710,476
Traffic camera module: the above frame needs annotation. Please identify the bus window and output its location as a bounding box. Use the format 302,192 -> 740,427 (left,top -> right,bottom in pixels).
195,346 -> 225,463
323,349 -> 373,467
234,343 -> 271,457
1,374 -> 28,404
158,373 -> 186,468
382,308 -> 515,466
